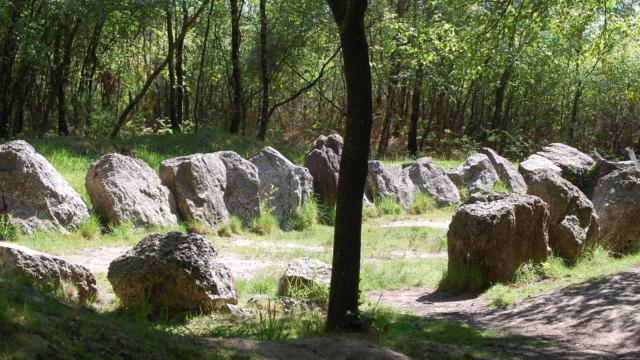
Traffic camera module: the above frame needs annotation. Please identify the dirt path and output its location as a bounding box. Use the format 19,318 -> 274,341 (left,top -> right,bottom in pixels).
372,267 -> 640,359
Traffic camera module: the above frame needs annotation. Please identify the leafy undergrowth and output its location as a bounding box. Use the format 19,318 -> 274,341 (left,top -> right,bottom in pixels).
483,246 -> 640,306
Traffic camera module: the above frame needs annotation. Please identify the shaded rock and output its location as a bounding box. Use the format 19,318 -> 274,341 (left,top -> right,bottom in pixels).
0,242 -> 97,302
524,169 -> 599,263
0,140 -> 89,233
480,147 -> 527,193
365,161 -> 414,208
160,154 -> 229,226
86,154 -> 178,227
624,147 -> 637,163
405,158 -> 460,206
250,147 -> 313,227
276,258 -> 331,298
460,154 -> 500,193
519,154 -> 563,179
222,304 -> 253,317
592,168 -> 640,254
536,143 -> 595,178
444,167 -> 463,187
216,151 -> 261,225
447,193 -> 550,286
108,232 -> 237,313
304,134 -> 343,205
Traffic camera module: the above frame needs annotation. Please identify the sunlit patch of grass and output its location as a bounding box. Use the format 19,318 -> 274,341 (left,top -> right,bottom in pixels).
409,192 -> 437,215
491,181 -> 511,193
361,258 -> 447,291
374,197 -> 403,216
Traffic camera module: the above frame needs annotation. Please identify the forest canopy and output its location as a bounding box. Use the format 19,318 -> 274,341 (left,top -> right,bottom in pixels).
0,0 -> 639,158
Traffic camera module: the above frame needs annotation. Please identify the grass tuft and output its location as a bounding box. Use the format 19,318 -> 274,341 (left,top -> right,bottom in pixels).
78,213 -> 102,240
437,264 -> 486,294
217,216 -> 243,237
409,192 -> 437,215
288,197 -> 319,231
374,197 -> 403,216
492,181 -> 511,193
250,208 -> 278,235
0,216 -> 21,241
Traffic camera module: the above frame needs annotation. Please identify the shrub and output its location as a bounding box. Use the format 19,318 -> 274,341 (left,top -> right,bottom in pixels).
374,197 -> 403,216
250,208 -> 278,235
0,216 -> 20,241
288,197 -> 319,231
78,213 -> 102,240
409,192 -> 437,215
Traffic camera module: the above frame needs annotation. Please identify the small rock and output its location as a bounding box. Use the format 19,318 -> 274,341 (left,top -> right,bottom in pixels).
108,232 -> 237,313
480,147 -> 527,193
276,258 -> 332,298
222,304 -> 253,317
365,161 -> 414,208
460,154 -> 500,193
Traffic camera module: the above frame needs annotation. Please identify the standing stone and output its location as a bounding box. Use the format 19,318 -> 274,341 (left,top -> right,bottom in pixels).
216,151 -> 260,225
276,258 -> 332,298
524,169 -> 599,263
519,154 -> 563,179
447,193 -> 550,287
0,140 -> 89,233
405,158 -> 460,206
535,143 -> 595,176
304,134 -> 343,206
250,147 -> 313,227
160,154 -> 229,226
365,161 -> 414,208
0,242 -> 97,302
86,154 -> 178,227
480,147 -> 527,194
108,232 -> 237,313
592,168 -> 640,254
459,153 -> 500,193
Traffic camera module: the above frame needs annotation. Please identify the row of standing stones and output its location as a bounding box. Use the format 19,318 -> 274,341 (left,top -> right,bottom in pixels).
0,138 -> 638,312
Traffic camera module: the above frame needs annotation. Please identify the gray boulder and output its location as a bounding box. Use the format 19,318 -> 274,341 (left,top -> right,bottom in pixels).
460,153 -> 500,193
447,192 -> 550,287
250,147 -> 313,227
480,148 -> 527,194
276,258 -> 332,298
216,151 -> 261,225
86,154 -> 178,227
160,154 -> 229,226
405,158 -> 460,206
592,168 -> 640,254
0,140 -> 89,233
304,134 -> 343,205
365,161 -> 414,208
519,154 -> 563,179
0,242 -> 97,302
524,169 -> 599,263
444,167 -> 463,187
108,232 -> 237,313
536,143 -> 595,176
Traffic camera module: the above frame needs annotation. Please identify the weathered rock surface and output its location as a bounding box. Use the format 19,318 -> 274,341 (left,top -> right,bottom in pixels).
108,232 -> 237,313
0,140 -> 89,233
276,258 -> 332,297
536,143 -> 595,176
460,154 -> 500,193
592,168 -> 640,254
519,154 -> 563,179
216,151 -> 261,225
447,192 -> 550,286
480,148 -> 527,194
250,147 -> 313,227
405,158 -> 460,206
304,134 -> 343,205
444,167 -> 463,187
366,161 -> 414,208
0,241 -> 97,302
524,169 -> 599,263
160,154 -> 229,226
86,154 -> 178,227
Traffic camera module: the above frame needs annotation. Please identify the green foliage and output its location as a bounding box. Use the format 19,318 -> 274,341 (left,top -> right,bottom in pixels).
78,213 -> 102,240
107,219 -> 135,241
409,192 -> 437,215
0,216 -> 20,242
285,279 -> 329,309
250,208 -> 279,235
217,216 -> 243,237
185,218 -> 214,236
437,264 -> 486,294
288,197 -> 319,231
491,182 -> 511,193
374,197 -> 403,216
318,204 -> 336,226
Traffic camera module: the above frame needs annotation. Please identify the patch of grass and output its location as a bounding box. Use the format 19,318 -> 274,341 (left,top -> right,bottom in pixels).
318,204 -> 336,226
458,187 -> 471,203
0,216 -> 20,241
107,219 -> 135,241
285,279 -> 330,309
361,258 -> 447,291
409,192 -> 437,215
185,218 -> 214,236
492,181 -> 511,193
362,204 -> 381,220
437,264 -> 486,294
484,246 -> 640,306
288,197 -> 319,231
374,197 -> 403,216
250,208 -> 279,235
236,272 -> 280,303
78,213 -> 102,240
217,216 -> 243,237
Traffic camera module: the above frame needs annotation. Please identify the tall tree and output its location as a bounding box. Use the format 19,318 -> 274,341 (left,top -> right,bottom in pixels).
257,0 -> 269,140
229,0 -> 243,134
324,0 -> 373,332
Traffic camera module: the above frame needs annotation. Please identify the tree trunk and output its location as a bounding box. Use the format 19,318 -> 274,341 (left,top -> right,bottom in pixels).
490,62 -> 513,135
176,1 -> 188,126
166,8 -> 179,133
229,0 -> 243,134
325,0 -> 373,332
569,80 -> 583,142
407,68 -> 422,156
257,0 -> 270,140
194,0 -> 214,132
0,1 -> 24,138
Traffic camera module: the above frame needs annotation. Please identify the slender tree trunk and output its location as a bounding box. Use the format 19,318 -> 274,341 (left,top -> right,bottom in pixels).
194,1 -> 214,132
325,0 -> 373,332
569,80 -> 582,142
229,0 -> 243,134
257,0 -> 270,140
490,62 -> 513,134
0,1 -> 24,138
166,8 -> 179,133
408,68 -> 422,156
176,1 -> 188,126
